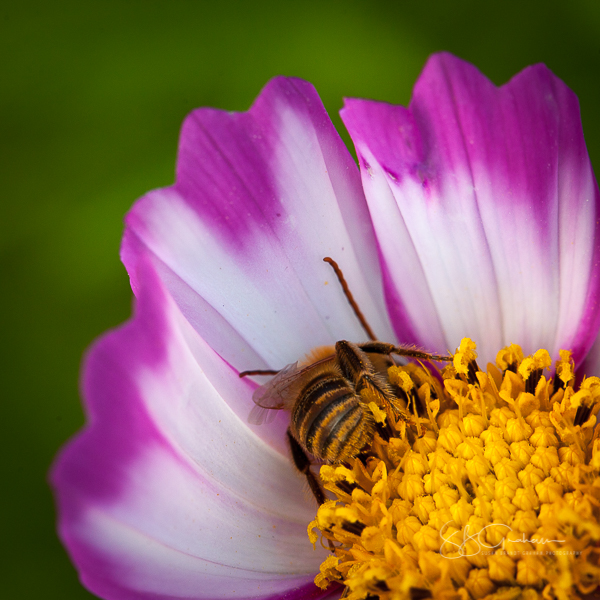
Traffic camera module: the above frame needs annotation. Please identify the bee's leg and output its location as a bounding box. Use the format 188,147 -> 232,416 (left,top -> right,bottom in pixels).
286,429 -> 326,505
238,368 -> 280,378
356,372 -> 408,421
357,341 -> 453,363
288,431 -> 337,553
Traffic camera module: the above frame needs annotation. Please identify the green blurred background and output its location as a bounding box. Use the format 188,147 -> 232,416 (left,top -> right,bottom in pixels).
2,0 -> 600,597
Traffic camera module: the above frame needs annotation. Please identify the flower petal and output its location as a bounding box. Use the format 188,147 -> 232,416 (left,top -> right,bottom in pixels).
341,52 -> 600,365
51,257 -> 330,600
123,77 -> 393,375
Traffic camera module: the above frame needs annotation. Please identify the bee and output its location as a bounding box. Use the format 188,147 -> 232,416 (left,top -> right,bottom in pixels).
239,257 -> 452,504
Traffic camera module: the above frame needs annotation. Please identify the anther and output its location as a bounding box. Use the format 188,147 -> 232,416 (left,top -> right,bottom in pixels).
336,480 -> 358,495
553,371 -> 567,393
355,450 -> 372,465
392,384 -> 410,407
341,520 -> 366,535
467,360 -> 480,385
409,588 -> 432,600
408,388 -> 426,416
574,404 -> 593,427
375,420 -> 392,442
464,477 -> 474,497
526,368 -> 543,395
374,581 -> 391,592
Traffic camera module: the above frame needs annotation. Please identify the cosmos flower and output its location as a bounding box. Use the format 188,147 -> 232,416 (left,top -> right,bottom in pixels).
52,53 -> 600,600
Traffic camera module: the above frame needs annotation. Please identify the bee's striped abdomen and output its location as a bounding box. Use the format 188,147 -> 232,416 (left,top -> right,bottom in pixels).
290,370 -> 372,463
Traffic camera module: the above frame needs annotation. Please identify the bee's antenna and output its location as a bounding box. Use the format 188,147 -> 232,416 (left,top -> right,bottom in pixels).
323,257 -> 377,341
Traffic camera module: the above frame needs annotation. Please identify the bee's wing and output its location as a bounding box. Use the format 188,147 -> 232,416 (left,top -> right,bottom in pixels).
248,404 -> 280,426
252,361 -> 300,408
248,356 -> 336,426
248,361 -> 307,426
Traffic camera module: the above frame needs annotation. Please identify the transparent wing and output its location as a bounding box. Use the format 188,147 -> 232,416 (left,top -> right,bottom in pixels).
248,403 -> 280,426
248,355 -> 337,426
252,361 -> 300,409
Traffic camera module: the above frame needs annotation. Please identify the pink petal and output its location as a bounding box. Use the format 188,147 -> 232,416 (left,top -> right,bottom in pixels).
123,77 -> 394,377
51,257 -> 330,600
341,53 -> 600,365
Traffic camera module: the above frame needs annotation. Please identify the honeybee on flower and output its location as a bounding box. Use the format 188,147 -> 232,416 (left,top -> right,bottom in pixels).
241,256 -> 454,505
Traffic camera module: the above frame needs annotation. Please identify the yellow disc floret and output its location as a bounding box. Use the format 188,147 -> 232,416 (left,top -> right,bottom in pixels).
310,338 -> 600,600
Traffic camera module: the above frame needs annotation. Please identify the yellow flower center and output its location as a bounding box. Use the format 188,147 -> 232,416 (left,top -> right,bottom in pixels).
308,338 -> 600,600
